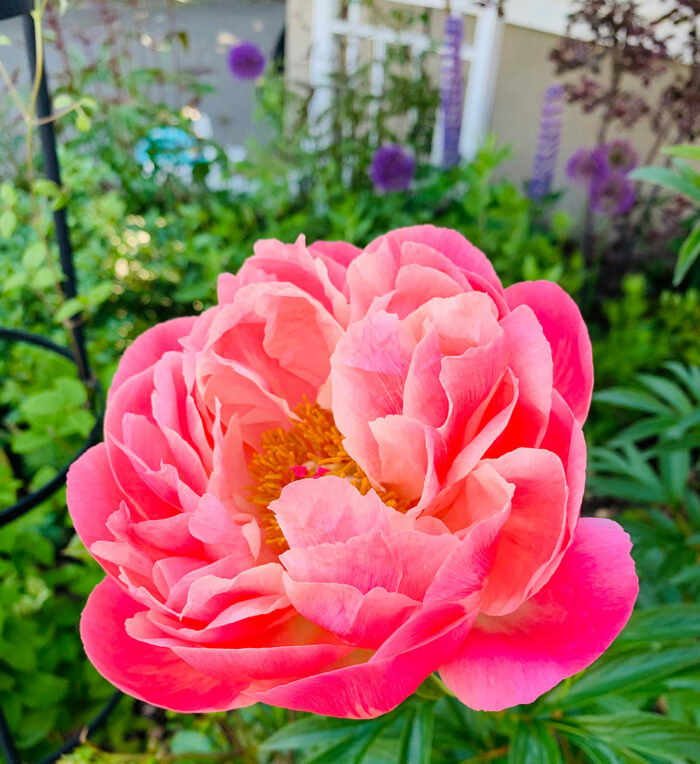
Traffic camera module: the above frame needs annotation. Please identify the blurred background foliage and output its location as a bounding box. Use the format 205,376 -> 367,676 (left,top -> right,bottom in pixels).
0,0 -> 699,762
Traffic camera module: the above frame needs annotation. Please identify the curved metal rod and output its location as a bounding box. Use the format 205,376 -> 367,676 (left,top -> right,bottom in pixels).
33,691 -> 123,764
0,326 -> 103,525
0,327 -> 76,361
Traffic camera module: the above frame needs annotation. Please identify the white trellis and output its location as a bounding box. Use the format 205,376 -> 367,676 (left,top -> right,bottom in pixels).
308,0 -> 504,162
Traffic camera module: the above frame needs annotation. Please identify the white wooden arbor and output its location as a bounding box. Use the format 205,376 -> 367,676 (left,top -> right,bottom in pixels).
308,0 -> 504,163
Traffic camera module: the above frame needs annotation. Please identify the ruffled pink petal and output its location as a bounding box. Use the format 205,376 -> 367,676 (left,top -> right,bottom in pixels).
238,236 -> 351,323
480,448 -> 568,615
67,444 -> 125,580
271,477 -> 410,549
330,311 -> 414,477
504,281 -> 593,424
108,317 -> 196,403
249,600 -> 473,718
487,305 -> 553,454
364,225 -> 503,294
439,518 -> 638,711
282,578 -> 420,649
81,577 -> 251,712
281,528 -> 460,601
253,508 -> 506,718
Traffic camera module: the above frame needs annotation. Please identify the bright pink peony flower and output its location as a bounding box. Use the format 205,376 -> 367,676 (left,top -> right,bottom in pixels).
68,225 -> 637,718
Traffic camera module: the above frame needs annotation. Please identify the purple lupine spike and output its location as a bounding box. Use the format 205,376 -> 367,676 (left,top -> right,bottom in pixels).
441,14 -> 464,169
528,84 -> 565,200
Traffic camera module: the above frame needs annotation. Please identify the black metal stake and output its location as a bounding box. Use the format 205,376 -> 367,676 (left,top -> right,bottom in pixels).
21,12 -> 92,383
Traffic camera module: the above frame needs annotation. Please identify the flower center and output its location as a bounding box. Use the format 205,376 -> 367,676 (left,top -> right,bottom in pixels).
247,400 -> 411,548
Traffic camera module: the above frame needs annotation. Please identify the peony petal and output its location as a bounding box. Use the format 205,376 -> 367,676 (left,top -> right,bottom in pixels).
108,317 -> 196,402
67,444 -> 125,580
271,476 -> 406,549
81,577 -> 251,712
480,448 -> 568,615
504,281 -> 593,424
439,518 -> 638,711
364,225 -> 503,293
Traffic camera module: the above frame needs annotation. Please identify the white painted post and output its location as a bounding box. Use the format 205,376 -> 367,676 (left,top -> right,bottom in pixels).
459,5 -> 503,159
308,0 -> 340,133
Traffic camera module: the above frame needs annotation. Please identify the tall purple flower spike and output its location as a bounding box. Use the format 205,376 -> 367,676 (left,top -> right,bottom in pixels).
529,84 -> 565,200
441,14 -> 464,169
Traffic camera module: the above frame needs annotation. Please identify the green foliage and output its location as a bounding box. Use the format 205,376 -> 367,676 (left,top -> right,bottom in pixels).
630,145 -> 700,287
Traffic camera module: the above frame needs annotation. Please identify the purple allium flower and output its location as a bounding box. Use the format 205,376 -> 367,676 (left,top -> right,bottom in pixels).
602,138 -> 639,173
440,15 -> 464,169
228,41 -> 266,81
529,83 -> 565,200
370,144 -> 416,192
590,170 -> 636,215
566,146 -> 609,188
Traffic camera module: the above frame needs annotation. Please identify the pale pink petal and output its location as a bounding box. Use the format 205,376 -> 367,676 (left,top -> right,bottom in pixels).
281,528 -> 460,601
439,518 -> 638,711
271,477 -> 407,549
330,311 -> 414,476
504,281 -> 593,423
365,226 -> 503,293
108,317 -> 196,402
81,578 -> 251,712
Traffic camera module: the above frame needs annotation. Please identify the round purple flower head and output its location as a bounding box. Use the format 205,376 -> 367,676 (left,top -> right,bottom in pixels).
228,41 -> 266,81
604,139 -> 639,173
370,144 -> 416,192
590,171 -> 636,215
566,147 -> 609,188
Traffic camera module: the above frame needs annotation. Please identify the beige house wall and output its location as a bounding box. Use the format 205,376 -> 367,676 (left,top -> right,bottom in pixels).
285,1 -> 690,215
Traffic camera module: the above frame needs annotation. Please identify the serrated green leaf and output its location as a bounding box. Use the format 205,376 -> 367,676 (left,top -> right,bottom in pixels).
555,646 -> 700,709
260,716 -> 363,752
619,606 -> 700,643
572,712 -> 700,762
398,702 -> 434,764
508,723 -> 563,764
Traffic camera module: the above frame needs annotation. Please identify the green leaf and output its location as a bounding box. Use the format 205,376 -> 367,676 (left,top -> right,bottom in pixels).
594,388 -> 672,415
398,702 -> 434,764
572,712 -> 700,762
54,297 -> 85,323
0,34 -> 11,46
663,144 -> 700,161
169,730 -> 215,754
508,723 -> 563,764
630,166 -> 700,207
674,220 -> 700,286
555,646 -> 700,709
260,716 -> 366,752
618,604 -> 700,643
22,242 -> 45,271
0,209 -> 17,238
1,181 -> 17,206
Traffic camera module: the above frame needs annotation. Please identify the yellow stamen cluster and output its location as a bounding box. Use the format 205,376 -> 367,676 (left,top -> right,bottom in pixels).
247,400 -> 411,548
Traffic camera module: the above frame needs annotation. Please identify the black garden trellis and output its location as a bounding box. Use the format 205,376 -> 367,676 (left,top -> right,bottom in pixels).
0,2 -> 120,762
